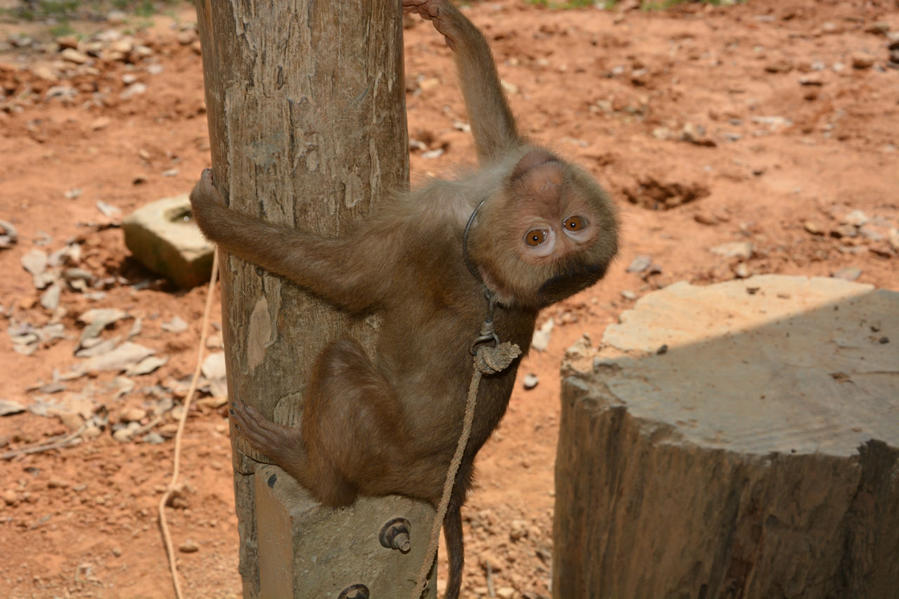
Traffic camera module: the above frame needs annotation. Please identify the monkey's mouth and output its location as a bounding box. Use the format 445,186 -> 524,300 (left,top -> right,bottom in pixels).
537,263 -> 607,303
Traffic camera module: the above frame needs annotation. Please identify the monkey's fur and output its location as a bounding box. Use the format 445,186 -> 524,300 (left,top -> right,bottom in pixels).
189,1 -> 617,596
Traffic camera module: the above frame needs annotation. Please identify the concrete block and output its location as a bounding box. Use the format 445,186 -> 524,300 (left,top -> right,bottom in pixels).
122,194 -> 213,288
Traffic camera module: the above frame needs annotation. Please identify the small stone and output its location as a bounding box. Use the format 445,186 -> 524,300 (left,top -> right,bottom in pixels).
120,82 -> 147,100
120,407 -> 146,423
496,587 -> 516,599
530,319 -> 554,352
832,267 -> 861,281
0,220 -> 18,249
803,221 -> 824,235
709,241 -> 753,260
621,290 -> 637,300
418,77 -> 440,92
888,228 -> 899,251
47,478 -> 69,489
798,74 -> 824,86
161,316 -> 188,333
500,79 -> 518,94
522,374 -> 539,390
40,283 -> 62,312
734,263 -> 751,279
626,255 -> 652,273
111,547 -> 123,557
55,35 -> 79,50
179,540 -> 200,553
201,352 -> 227,380
0,399 -> 26,416
842,210 -> 868,227
106,10 -> 127,24
694,213 -> 717,226
830,224 -> 858,239
765,58 -> 793,73
61,48 -> 89,64
143,432 -> 165,445
851,52 -> 875,69
2,490 -> 18,506
865,21 -> 890,35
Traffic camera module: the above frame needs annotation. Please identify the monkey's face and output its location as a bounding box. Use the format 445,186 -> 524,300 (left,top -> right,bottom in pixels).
471,149 -> 618,309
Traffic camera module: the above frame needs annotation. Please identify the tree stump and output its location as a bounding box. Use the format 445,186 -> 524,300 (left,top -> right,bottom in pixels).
554,275 -> 899,599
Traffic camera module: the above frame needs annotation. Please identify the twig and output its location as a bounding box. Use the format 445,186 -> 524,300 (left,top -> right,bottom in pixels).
1,425 -> 86,460
158,247 -> 219,599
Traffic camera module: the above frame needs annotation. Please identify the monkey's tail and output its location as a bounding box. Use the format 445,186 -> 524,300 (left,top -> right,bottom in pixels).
443,504 -> 464,599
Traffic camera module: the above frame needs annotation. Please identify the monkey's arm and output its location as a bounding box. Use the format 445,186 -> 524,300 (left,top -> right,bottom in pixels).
190,170 -> 396,313
406,0 -> 520,163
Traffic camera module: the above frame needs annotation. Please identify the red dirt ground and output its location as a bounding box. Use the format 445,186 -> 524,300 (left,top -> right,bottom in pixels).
1,0 -> 897,597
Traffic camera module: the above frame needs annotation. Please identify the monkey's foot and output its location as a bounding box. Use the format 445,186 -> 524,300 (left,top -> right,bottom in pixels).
230,400 -> 303,466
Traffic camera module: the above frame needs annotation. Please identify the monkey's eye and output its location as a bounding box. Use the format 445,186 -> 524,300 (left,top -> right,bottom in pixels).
525,229 -> 549,246
563,216 -> 587,231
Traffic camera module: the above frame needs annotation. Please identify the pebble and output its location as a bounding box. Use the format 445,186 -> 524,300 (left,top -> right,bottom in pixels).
888,228 -> 899,251
161,316 -> 188,333
61,48 -> 89,65
709,241 -> 753,260
530,319 -> 554,352
120,407 -> 146,423
179,540 -> 200,553
522,374 -> 539,390
621,290 -> 637,300
496,588 -> 516,599
120,82 -> 148,100
2,490 -> 18,506
851,52 -> 875,70
626,255 -> 652,273
803,221 -> 824,235
842,210 -> 868,227
833,267 -> 862,281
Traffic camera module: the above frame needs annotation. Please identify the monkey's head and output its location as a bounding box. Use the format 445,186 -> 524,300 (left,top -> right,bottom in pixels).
467,147 -> 618,309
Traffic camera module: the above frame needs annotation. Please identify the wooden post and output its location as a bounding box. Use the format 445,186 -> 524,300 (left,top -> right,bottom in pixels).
194,1 -> 436,597
554,276 -> 899,598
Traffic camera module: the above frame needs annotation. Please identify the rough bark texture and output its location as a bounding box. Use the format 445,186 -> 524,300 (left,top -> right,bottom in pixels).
553,276 -> 899,599
195,1 -> 435,596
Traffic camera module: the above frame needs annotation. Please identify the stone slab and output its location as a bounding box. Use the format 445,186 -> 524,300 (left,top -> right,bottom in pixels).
122,194 -> 214,288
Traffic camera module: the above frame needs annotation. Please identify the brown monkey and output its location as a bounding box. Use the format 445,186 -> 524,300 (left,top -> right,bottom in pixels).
189,1 -> 617,596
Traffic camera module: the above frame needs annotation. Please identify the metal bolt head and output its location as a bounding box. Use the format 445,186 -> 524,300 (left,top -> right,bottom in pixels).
379,517 -> 412,554
338,583 -> 369,599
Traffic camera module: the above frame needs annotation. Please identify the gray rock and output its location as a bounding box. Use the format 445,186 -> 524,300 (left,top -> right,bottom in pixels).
123,194 -> 214,288
80,342 -> 155,374
161,316 -> 188,333
127,356 -> 167,376
523,373 -> 540,390
0,399 -> 26,416
626,255 -> 653,273
530,319 -> 554,352
201,352 -> 227,380
0,220 -> 17,249
40,282 -> 62,312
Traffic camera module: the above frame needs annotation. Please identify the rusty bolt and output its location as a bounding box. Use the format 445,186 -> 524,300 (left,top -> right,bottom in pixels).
379,517 -> 412,553
338,583 -> 369,599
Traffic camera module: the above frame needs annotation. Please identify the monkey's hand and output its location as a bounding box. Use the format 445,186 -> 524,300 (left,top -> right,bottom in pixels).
403,0 -> 464,50
189,168 -> 227,241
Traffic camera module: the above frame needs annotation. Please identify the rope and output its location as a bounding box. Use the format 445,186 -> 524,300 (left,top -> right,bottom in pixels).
159,246 -> 219,599
412,340 -> 521,598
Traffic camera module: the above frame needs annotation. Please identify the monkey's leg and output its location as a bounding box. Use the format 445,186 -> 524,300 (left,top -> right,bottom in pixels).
404,0 -> 520,163
234,338 -> 417,507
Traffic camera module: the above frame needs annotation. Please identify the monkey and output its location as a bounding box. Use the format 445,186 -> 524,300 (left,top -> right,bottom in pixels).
188,1 -> 617,597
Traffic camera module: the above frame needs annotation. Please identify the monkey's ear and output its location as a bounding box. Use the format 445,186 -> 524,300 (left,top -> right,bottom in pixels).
510,149 -> 558,182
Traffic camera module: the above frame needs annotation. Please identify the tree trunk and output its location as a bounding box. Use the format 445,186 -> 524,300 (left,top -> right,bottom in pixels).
554,275 -> 899,599
195,1 -> 436,596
